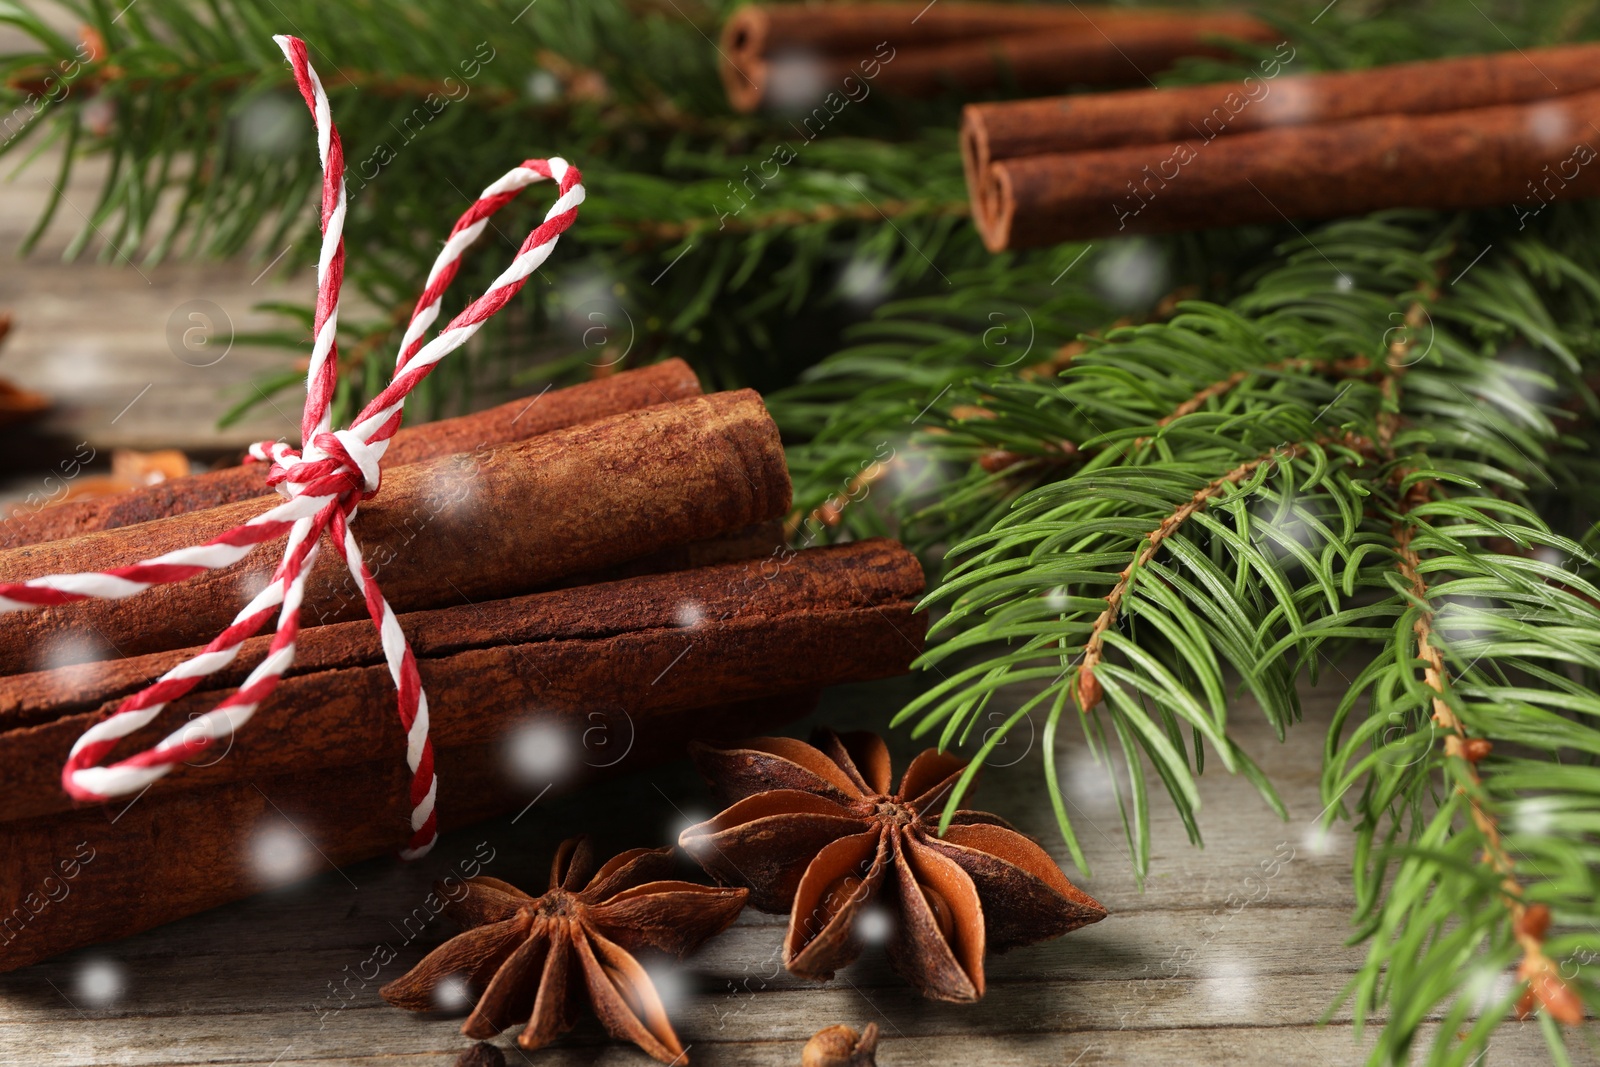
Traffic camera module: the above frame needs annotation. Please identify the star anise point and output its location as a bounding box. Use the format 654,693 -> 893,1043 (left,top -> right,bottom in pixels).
381,836 -> 746,1064
681,729 -> 1105,1002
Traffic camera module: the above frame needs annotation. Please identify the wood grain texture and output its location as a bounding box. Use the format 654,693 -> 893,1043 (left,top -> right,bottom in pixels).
1,670 -> 1589,1065
0,137 -> 321,456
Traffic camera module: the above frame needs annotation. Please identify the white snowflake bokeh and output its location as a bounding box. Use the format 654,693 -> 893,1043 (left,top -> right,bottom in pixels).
1093,241 -> 1168,310
671,810 -> 712,848
1512,796 -> 1559,837
856,903 -> 894,945
505,719 -> 581,788
233,93 -> 304,158
1202,954 -> 1259,1020
1250,495 -> 1321,562
420,454 -> 484,525
1526,101 -> 1573,148
236,565 -> 273,608
1464,963 -> 1516,1015
525,69 -> 562,104
764,52 -> 828,113
641,961 -> 692,1014
1534,545 -> 1569,570
837,257 -> 892,308
1257,80 -> 1318,127
74,958 -> 125,1009
41,634 -> 109,674
1301,821 -> 1338,858
250,820 -> 318,887
431,973 -> 473,1013
1432,595 -> 1495,645
1060,748 -> 1121,818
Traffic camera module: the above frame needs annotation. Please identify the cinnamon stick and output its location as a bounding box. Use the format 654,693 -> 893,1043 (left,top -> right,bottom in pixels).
556,517 -> 785,589
0,539 -> 925,971
973,86 -> 1600,249
963,43 -> 1600,182
0,539 -> 924,818
720,3 -> 1276,112
960,42 -> 1600,178
0,693 -> 819,974
0,359 -> 702,549
0,390 -> 790,673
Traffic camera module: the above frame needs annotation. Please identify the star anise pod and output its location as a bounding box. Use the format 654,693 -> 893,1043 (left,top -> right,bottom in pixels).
678,729 -> 1106,1002
381,836 -> 747,1063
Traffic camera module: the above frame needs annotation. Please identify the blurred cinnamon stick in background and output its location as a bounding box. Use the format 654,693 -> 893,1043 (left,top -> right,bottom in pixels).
0,539 -> 926,970
965,44 -> 1600,249
0,313 -> 49,430
1,359 -> 702,548
719,2 -> 1276,112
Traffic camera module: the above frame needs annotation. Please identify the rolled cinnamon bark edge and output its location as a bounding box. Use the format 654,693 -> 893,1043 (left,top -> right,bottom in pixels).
961,42 -> 1600,181
975,88 -> 1600,250
0,389 -> 791,673
721,3 -> 1276,113
0,691 -> 821,974
0,359 -> 703,549
0,540 -> 927,972
0,538 -> 926,821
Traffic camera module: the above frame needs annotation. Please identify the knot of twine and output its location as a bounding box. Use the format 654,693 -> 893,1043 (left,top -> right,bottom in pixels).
0,35 -> 585,859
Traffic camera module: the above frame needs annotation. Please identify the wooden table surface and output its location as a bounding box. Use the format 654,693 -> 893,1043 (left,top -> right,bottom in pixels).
0,25 -> 1593,1062
0,154 -> 313,458
0,671 -> 1586,1067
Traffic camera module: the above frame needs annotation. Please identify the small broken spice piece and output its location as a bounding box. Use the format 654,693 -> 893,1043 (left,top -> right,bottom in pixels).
679,729 -> 1105,1002
451,1042 -> 507,1067
802,1021 -> 880,1066
382,836 -> 747,1063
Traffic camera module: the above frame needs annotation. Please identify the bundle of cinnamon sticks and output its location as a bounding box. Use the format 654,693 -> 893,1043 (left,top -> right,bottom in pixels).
0,363 -> 927,970
964,43 -> 1600,249
719,2 -> 1275,112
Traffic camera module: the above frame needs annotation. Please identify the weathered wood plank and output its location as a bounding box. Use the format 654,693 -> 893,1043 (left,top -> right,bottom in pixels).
0,673 -> 1589,1065
0,146 -> 316,457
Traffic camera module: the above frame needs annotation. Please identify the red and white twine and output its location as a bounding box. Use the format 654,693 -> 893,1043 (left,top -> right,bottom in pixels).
0,36 -> 584,859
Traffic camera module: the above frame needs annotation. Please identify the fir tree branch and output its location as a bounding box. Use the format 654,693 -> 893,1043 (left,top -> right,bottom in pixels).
1389,484 -> 1582,1026
794,204 -> 1600,1060
1077,440 -> 1309,711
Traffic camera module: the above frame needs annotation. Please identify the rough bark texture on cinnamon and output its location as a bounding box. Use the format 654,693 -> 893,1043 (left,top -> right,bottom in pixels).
0,359 -> 702,550
0,390 -> 789,674
0,692 -> 817,974
974,87 -> 1600,249
719,3 -> 1274,112
0,542 -> 925,972
0,539 -> 925,820
961,43 -> 1600,185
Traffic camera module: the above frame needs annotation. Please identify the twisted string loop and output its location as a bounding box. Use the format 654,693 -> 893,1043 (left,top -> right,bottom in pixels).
0,35 -> 585,859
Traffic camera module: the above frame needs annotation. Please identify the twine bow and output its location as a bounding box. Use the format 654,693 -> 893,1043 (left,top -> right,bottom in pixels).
0,35 -> 584,858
